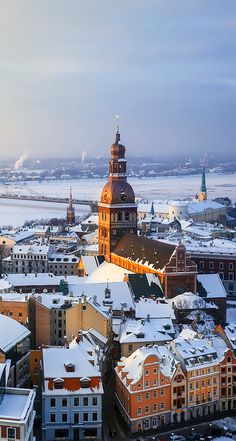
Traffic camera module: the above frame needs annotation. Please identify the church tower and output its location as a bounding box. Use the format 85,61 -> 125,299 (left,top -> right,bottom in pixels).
98,117 -> 137,261
66,187 -> 75,225
199,167 -> 207,202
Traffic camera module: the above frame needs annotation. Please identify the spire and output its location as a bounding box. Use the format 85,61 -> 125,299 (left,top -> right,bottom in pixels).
115,114 -> 120,143
69,186 -> 73,208
199,167 -> 207,201
201,167 -> 207,193
150,202 -> 155,219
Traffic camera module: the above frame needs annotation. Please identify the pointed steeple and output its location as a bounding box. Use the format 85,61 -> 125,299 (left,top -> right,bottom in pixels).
150,202 -> 155,219
199,167 -> 207,201
201,167 -> 207,193
66,187 -> 75,225
69,186 -> 73,208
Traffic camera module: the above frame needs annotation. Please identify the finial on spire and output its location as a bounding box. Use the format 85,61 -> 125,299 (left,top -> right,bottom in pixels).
115,114 -> 120,143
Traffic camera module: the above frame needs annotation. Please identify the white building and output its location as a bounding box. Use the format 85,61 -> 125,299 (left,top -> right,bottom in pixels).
3,244 -> 51,274
42,345 -> 103,441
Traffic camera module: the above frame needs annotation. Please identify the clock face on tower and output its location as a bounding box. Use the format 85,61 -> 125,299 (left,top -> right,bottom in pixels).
120,189 -> 126,201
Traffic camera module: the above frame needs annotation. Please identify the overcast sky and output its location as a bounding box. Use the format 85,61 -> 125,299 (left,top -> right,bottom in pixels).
0,0 -> 235,160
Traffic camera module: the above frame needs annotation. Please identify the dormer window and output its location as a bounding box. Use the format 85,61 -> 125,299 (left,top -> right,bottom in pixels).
64,363 -> 75,372
80,377 -> 91,388
53,378 -> 64,389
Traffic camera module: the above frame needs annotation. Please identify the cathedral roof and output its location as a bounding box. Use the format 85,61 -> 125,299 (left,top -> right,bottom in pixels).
112,233 -> 176,271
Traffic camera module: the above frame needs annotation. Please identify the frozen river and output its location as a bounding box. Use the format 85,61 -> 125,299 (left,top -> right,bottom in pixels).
0,173 -> 235,226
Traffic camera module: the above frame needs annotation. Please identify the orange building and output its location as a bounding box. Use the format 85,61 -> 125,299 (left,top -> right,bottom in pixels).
115,346 -> 184,432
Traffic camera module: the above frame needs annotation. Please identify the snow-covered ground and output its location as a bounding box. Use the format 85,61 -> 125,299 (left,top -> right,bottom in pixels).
0,173 -> 235,226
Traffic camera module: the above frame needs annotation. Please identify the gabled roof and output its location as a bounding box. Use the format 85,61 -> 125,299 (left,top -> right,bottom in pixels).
0,314 -> 30,353
112,233 -> 176,271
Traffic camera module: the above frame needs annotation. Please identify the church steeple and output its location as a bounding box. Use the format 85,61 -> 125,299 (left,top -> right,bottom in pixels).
199,167 -> 207,201
98,118 -> 137,260
66,187 -> 75,225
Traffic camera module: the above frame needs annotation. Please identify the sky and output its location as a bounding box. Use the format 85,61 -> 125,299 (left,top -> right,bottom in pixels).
0,0 -> 235,160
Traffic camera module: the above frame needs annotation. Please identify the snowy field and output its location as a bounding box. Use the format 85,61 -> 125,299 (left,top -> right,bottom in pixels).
0,173 -> 235,226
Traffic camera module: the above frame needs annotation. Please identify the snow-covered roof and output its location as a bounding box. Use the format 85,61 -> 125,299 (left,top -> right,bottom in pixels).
13,244 -> 49,255
188,199 -> 225,214
172,335 -> 219,370
81,214 -> 98,226
43,347 -> 100,379
6,273 -> 81,287
84,260 -> 134,283
197,274 -> 227,298
224,323 -> 236,350
0,388 -> 35,420
0,279 -> 12,291
135,298 -> 175,320
171,292 -> 207,310
0,314 -> 30,353
80,255 -> 101,275
48,253 -> 79,263
119,318 -> 174,344
116,345 -> 179,390
69,281 -> 134,312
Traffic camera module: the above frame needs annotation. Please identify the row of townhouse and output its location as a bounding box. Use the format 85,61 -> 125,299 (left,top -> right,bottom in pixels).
115,331 -> 236,433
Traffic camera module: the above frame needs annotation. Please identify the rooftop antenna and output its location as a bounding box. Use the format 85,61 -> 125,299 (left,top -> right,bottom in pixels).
115,114 -> 120,143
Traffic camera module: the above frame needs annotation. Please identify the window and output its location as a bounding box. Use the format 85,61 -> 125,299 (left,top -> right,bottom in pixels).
153,390 -> 157,398
92,397 -> 98,406
62,398 -> 67,407
62,413 -> 67,422
128,344 -> 133,352
74,413 -> 79,424
153,368 -> 157,374
8,428 -> 16,439
145,380 -> 149,388
160,402 -> 165,410
92,412 -> 97,421
219,262 -> 224,270
137,394 -> 142,402
50,398 -> 56,407
153,378 -> 157,386
209,261 -> 214,270
145,392 -> 150,400
83,397 -> 88,406
137,408 -> 142,416
200,261 -> 204,269
50,413 -> 56,422
160,389 -> 165,396
153,403 -> 157,412
145,405 -> 150,414
229,263 -> 234,271
83,413 -> 88,422
145,369 -> 149,376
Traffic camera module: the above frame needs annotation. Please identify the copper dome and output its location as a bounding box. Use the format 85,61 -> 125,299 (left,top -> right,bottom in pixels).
101,179 -> 135,204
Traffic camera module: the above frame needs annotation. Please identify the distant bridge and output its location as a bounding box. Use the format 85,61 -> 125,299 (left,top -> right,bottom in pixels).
0,193 -> 98,212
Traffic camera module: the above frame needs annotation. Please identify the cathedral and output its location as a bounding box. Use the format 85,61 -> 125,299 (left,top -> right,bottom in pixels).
98,122 -> 198,298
